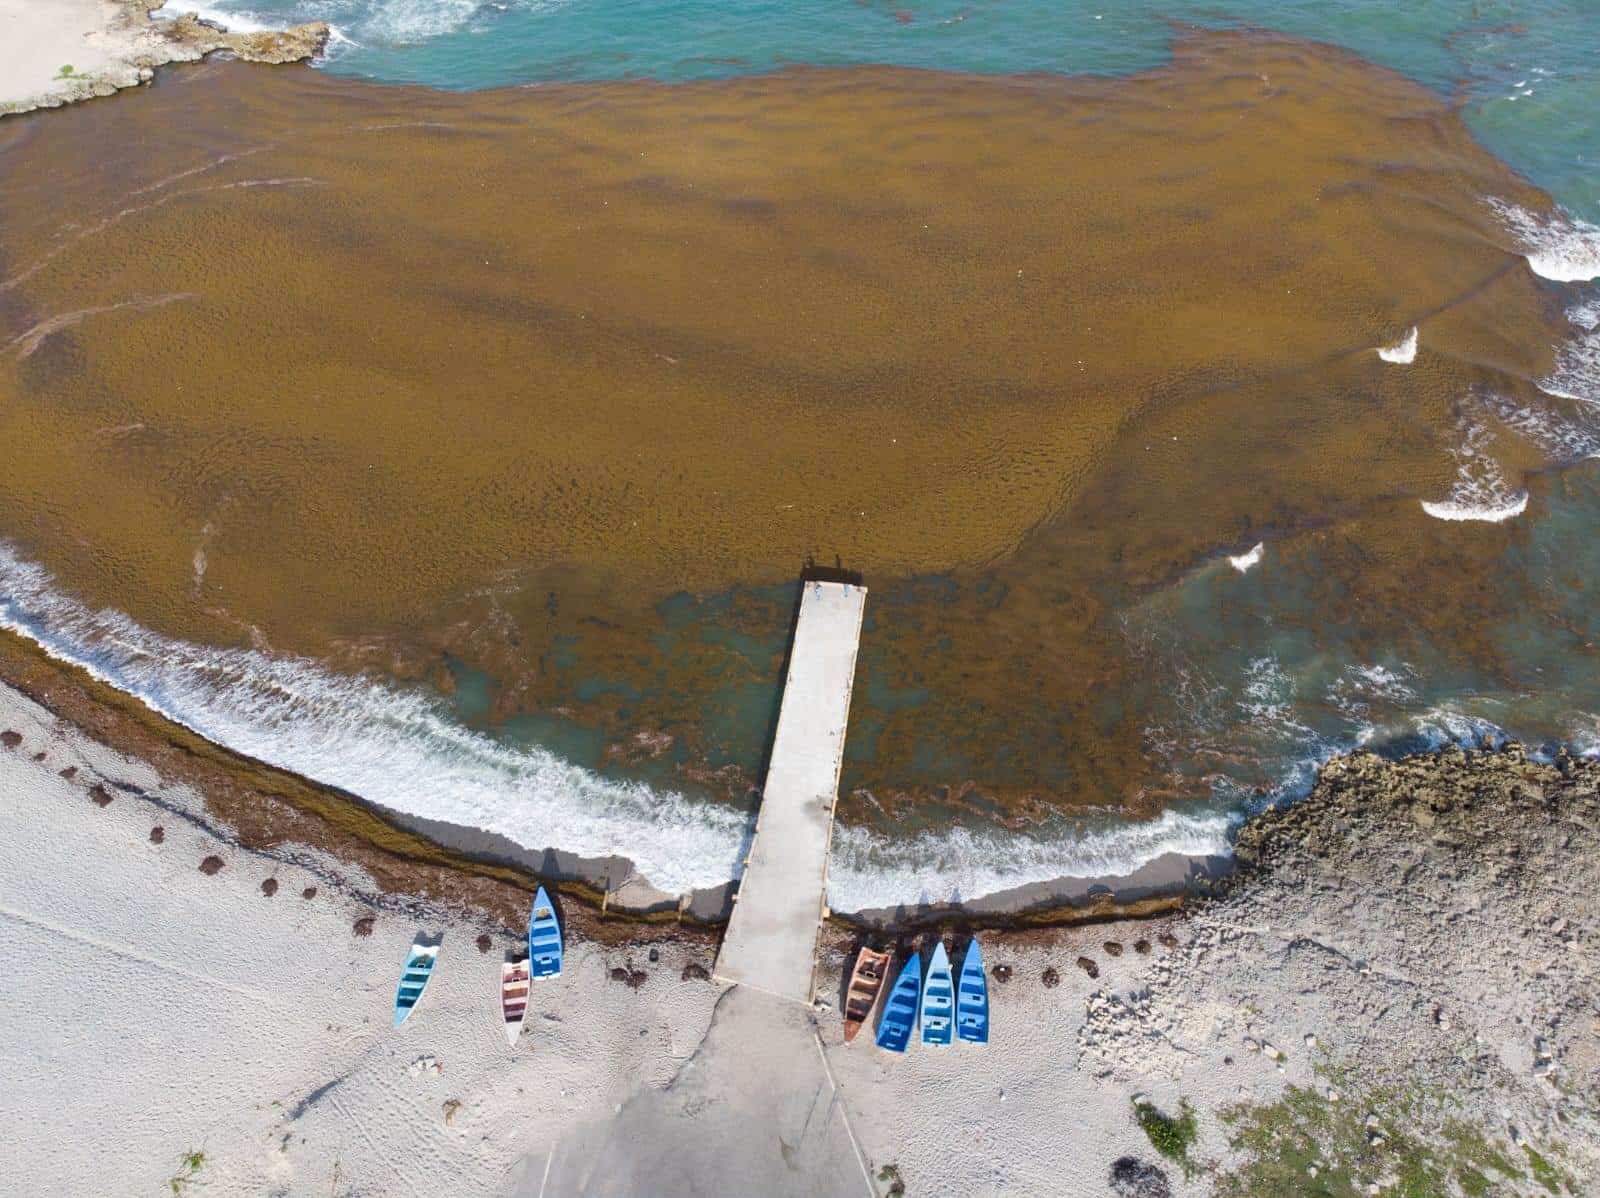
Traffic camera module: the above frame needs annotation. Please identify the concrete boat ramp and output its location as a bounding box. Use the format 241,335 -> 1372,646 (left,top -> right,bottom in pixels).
528,579 -> 872,1197
714,579 -> 866,1005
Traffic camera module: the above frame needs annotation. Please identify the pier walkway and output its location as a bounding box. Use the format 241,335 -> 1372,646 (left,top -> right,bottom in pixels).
714,579 -> 866,1006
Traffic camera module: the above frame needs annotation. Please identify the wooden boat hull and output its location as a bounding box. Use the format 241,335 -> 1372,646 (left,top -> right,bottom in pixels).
956,937 -> 990,1044
502,960 -> 531,1046
919,941 -> 954,1046
842,947 -> 892,1043
527,885 -> 563,978
875,951 -> 922,1054
394,942 -> 439,1028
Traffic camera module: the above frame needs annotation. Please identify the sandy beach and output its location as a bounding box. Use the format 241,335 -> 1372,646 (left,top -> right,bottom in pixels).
4,667 -> 1595,1196
0,0 -> 325,115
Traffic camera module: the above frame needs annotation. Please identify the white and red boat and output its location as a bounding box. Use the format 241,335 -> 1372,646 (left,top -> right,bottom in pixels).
501,960 -> 531,1047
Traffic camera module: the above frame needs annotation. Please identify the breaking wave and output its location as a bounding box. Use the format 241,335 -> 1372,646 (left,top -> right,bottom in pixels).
1487,199 -> 1600,283
1419,416 -> 1528,523
1228,542 -> 1264,573
1377,326 -> 1418,364
1537,299 -> 1600,404
828,808 -> 1236,913
0,542 -> 1249,910
0,543 -> 747,895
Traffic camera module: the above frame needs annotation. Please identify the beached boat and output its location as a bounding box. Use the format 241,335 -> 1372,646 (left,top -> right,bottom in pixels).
393,940 -> 440,1027
875,951 -> 922,1054
956,937 -> 989,1044
528,885 -> 563,978
842,946 -> 892,1043
919,941 -> 954,1046
502,960 -> 531,1046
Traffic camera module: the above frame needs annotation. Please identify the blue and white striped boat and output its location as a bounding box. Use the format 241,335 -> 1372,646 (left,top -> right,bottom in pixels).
875,951 -> 922,1054
528,886 -> 563,978
956,937 -> 990,1044
393,940 -> 440,1027
919,941 -> 954,1046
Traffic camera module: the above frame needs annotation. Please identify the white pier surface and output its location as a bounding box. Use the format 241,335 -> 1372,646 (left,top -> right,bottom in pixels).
714,579 -> 866,1005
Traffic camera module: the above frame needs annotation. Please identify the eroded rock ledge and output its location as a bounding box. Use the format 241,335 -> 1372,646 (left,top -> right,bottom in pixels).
1,0 -> 328,117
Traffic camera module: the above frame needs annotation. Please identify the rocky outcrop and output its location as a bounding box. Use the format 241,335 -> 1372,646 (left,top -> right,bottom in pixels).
2,0 -> 328,117
1078,743 -> 1600,1192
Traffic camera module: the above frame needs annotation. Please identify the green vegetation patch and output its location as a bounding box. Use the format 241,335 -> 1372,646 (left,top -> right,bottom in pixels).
1213,1086 -> 1559,1198
168,1149 -> 206,1194
1134,1097 -> 1198,1174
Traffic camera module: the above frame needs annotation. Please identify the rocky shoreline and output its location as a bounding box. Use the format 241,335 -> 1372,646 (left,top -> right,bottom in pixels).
1076,743 -> 1598,1195
0,0 -> 326,117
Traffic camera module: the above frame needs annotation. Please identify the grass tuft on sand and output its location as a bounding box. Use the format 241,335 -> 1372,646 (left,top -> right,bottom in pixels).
1213,1083 -> 1583,1197
168,1149 -> 206,1193
1134,1097 -> 1197,1174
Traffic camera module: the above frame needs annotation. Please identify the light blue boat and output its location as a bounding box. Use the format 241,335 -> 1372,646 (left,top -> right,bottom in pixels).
919,941 -> 954,1046
956,938 -> 990,1045
875,951 -> 922,1054
527,886 -> 562,978
393,940 -> 440,1027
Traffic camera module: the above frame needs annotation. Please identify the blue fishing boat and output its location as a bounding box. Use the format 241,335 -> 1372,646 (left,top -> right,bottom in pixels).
875,951 -> 922,1054
527,885 -> 563,978
919,941 -> 954,1046
956,937 -> 989,1044
393,940 -> 440,1027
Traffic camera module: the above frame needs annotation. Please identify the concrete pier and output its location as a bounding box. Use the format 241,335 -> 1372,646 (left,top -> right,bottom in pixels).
713,579 -> 866,1005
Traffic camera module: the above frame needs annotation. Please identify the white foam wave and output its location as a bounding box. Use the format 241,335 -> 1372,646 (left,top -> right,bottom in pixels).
826,808 -> 1236,912
1421,493 -> 1528,522
358,0 -> 481,44
1419,417 -> 1528,523
1538,314 -> 1599,404
0,542 -> 1246,910
0,543 -> 748,895
1486,393 -> 1600,463
1486,199 -> 1600,282
1228,542 -> 1264,573
1377,326 -> 1418,364
161,2 -> 274,33
1409,706 -> 1509,752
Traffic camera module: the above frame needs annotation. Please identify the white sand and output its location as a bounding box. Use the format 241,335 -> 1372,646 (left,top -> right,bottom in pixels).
11,670 -> 1589,1194
0,678 -> 1180,1197
0,0 -> 127,107
0,0 -> 326,115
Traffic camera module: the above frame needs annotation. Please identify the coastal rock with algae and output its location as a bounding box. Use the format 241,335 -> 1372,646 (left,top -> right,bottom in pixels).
0,0 -> 328,117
